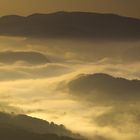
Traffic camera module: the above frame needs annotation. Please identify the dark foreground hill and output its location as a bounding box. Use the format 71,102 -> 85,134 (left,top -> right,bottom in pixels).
0,112 -> 82,140
0,12 -> 140,40
0,125 -> 79,140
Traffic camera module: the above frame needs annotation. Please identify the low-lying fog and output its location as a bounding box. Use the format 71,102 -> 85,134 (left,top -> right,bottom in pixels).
0,36 -> 140,140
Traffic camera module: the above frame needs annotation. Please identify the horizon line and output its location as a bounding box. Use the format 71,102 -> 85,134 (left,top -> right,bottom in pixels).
0,11 -> 139,20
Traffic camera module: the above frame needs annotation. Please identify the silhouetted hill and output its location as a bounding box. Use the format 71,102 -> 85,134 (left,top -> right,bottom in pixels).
0,12 -> 140,40
0,51 -> 49,65
68,73 -> 140,104
0,124 -> 79,140
0,112 -> 82,139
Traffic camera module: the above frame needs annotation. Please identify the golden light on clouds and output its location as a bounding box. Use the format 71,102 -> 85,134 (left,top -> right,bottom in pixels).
0,1 -> 139,138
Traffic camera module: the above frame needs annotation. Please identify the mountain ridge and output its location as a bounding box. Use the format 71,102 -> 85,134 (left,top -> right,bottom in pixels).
0,11 -> 139,40
1,11 -> 140,20
0,112 -> 82,139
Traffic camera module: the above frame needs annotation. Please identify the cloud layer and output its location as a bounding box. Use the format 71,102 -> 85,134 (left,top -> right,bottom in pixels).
0,36 -> 139,140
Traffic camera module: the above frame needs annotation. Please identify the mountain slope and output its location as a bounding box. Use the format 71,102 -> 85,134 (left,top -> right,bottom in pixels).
0,12 -> 140,40
0,124 -> 79,140
0,112 -> 81,139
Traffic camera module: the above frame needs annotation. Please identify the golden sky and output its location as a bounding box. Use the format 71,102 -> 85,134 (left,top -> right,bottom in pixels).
0,0 -> 139,18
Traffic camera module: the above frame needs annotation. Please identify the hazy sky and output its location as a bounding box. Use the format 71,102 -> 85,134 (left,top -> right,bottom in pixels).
0,0 -> 140,18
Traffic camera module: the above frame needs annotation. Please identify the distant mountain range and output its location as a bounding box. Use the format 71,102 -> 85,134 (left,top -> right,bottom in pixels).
0,11 -> 140,40
0,112 -> 82,140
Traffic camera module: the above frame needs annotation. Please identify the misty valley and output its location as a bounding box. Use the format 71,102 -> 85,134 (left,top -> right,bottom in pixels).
0,12 -> 139,140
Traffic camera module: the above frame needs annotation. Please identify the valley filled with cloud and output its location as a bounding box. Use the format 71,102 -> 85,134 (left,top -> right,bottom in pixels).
0,35 -> 139,140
